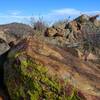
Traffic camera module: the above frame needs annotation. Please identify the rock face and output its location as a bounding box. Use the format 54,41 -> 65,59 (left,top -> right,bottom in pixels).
44,14 -> 100,45
45,27 -> 66,38
45,27 -> 57,37
43,14 -> 100,64
0,38 -> 10,55
4,37 -> 100,100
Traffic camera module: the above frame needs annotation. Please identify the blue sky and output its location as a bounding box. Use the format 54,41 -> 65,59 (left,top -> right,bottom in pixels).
0,0 -> 100,24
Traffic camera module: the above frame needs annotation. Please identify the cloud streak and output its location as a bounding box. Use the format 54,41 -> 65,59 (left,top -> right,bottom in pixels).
0,15 -> 31,19
52,8 -> 82,15
50,8 -> 100,18
0,8 -> 100,24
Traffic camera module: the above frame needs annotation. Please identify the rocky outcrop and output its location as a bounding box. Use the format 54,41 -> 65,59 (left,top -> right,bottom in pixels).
0,38 -> 10,55
45,27 -> 57,37
43,14 -> 100,64
4,37 -> 100,100
44,14 -> 100,46
0,14 -> 99,99
45,27 -> 66,37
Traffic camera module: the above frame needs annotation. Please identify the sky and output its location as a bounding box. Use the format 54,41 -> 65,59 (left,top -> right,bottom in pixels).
0,0 -> 100,24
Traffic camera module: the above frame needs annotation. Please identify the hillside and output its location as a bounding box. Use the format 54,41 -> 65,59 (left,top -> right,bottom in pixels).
0,22 -> 33,37
4,37 -> 100,100
0,15 -> 100,100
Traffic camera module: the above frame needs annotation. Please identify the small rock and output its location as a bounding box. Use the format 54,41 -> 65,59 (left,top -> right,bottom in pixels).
45,28 -> 57,37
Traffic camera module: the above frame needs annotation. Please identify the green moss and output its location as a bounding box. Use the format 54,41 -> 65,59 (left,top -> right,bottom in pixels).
5,52 -> 81,100
27,90 -> 39,100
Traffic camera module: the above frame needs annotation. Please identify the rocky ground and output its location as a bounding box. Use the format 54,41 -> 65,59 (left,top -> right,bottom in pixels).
0,14 -> 100,100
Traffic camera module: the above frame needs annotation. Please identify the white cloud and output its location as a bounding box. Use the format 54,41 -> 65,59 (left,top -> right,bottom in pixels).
0,8 -> 100,24
0,10 -> 39,20
52,8 -> 82,15
44,8 -> 100,22
50,8 -> 100,17
7,10 -> 22,16
0,15 -> 31,19
84,11 -> 100,15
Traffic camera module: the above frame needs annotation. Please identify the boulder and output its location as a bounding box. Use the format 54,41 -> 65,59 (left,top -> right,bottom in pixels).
75,14 -> 90,23
45,28 -> 57,37
55,28 -> 66,37
0,38 -> 10,55
65,21 -> 82,33
45,27 -> 66,37
4,37 -> 100,100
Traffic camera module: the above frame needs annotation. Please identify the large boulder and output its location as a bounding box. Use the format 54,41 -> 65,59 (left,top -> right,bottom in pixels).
4,37 -> 100,100
45,27 -> 66,37
0,38 -> 10,55
75,14 -> 90,23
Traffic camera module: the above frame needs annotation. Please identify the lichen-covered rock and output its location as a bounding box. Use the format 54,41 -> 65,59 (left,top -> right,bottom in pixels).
4,49 -> 80,100
4,37 -> 100,100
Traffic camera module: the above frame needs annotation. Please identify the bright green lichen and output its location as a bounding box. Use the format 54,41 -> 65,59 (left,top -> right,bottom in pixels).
5,52 -> 82,100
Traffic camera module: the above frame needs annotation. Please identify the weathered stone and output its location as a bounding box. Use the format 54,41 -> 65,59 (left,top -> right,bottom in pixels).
75,14 -> 90,23
4,37 -> 100,100
0,38 -> 10,55
45,28 -> 57,37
